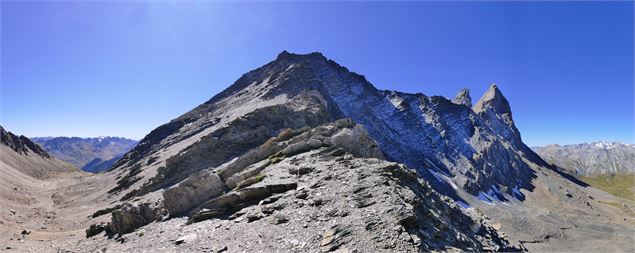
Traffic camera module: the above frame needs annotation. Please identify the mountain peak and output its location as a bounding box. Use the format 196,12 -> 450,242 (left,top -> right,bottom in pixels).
452,88 -> 472,107
472,84 -> 525,151
473,83 -> 511,116
275,50 -> 326,62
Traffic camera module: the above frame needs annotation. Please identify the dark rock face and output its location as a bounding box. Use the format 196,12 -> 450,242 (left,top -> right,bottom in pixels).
81,155 -> 124,173
0,126 -> 50,158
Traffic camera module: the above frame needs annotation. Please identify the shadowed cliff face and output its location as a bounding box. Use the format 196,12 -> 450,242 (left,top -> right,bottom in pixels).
110,51 -> 546,202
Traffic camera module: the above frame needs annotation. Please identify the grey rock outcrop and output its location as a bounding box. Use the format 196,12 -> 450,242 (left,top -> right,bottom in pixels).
163,172 -> 226,216
163,119 -> 383,220
453,88 -> 472,107
95,120 -> 517,251
473,84 -> 522,149
109,201 -> 167,235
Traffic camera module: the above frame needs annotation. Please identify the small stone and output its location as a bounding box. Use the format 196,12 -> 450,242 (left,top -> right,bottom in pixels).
289,166 -> 315,176
246,213 -> 264,222
295,190 -> 309,200
268,214 -> 289,225
175,233 -> 198,245
310,198 -> 324,206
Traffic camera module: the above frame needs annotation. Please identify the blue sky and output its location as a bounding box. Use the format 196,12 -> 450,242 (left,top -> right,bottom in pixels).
1,1 -> 633,146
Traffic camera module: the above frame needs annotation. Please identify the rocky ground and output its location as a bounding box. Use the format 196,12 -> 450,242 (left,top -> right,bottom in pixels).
1,121 -> 517,252
460,160 -> 635,252
70,152 -> 514,252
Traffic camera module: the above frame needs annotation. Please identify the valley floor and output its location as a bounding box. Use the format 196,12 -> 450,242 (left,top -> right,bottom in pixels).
0,152 -> 117,252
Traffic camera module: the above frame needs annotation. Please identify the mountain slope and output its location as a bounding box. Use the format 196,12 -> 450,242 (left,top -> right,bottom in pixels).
0,126 -> 77,178
110,51 -> 544,202
0,126 -> 99,252
81,154 -> 126,173
32,137 -> 137,172
534,142 -> 635,175
63,51 -> 634,252
81,120 -> 517,252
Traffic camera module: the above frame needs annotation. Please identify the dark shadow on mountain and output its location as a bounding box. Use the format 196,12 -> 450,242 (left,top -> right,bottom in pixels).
548,164 -> 590,188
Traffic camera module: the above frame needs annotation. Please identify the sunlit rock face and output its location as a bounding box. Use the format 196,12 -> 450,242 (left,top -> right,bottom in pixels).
112,51 -> 545,201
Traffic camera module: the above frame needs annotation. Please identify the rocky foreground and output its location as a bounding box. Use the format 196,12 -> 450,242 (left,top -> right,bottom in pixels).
75,120 -> 517,252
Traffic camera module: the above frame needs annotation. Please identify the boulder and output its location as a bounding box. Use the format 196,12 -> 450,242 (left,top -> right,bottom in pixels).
163,171 -> 226,216
86,222 -> 110,238
110,202 -> 166,235
331,125 -> 384,159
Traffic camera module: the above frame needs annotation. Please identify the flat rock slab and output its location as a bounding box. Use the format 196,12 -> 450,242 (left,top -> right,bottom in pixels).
175,233 -> 198,245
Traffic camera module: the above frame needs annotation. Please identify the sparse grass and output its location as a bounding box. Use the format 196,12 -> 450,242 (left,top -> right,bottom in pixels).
269,151 -> 285,164
236,173 -> 267,189
580,173 -> 635,201
254,173 -> 267,183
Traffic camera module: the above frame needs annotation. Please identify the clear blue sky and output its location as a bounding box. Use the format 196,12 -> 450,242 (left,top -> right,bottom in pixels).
1,1 -> 633,146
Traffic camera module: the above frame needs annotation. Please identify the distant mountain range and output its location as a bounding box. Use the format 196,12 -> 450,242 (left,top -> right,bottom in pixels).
533,141 -> 635,176
31,136 -> 137,173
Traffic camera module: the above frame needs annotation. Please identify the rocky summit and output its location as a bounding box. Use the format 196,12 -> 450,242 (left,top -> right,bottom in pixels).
113,51 -> 541,199
1,52 -> 633,252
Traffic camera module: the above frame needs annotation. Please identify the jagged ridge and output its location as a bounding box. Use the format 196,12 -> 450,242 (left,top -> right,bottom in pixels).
1,126 -> 50,158
110,51 -> 547,200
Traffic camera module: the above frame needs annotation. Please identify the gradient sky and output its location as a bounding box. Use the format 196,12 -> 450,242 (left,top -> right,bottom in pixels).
1,1 -> 633,146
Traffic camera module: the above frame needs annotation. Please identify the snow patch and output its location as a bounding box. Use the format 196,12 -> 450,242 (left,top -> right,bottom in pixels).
477,192 -> 495,205
430,170 -> 458,190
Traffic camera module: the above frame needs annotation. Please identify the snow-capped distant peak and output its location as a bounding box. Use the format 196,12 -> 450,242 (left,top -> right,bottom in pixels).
591,141 -> 629,150
594,142 -> 613,149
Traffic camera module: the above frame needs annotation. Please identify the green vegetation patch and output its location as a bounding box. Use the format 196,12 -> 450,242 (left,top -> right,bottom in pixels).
580,173 -> 635,201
